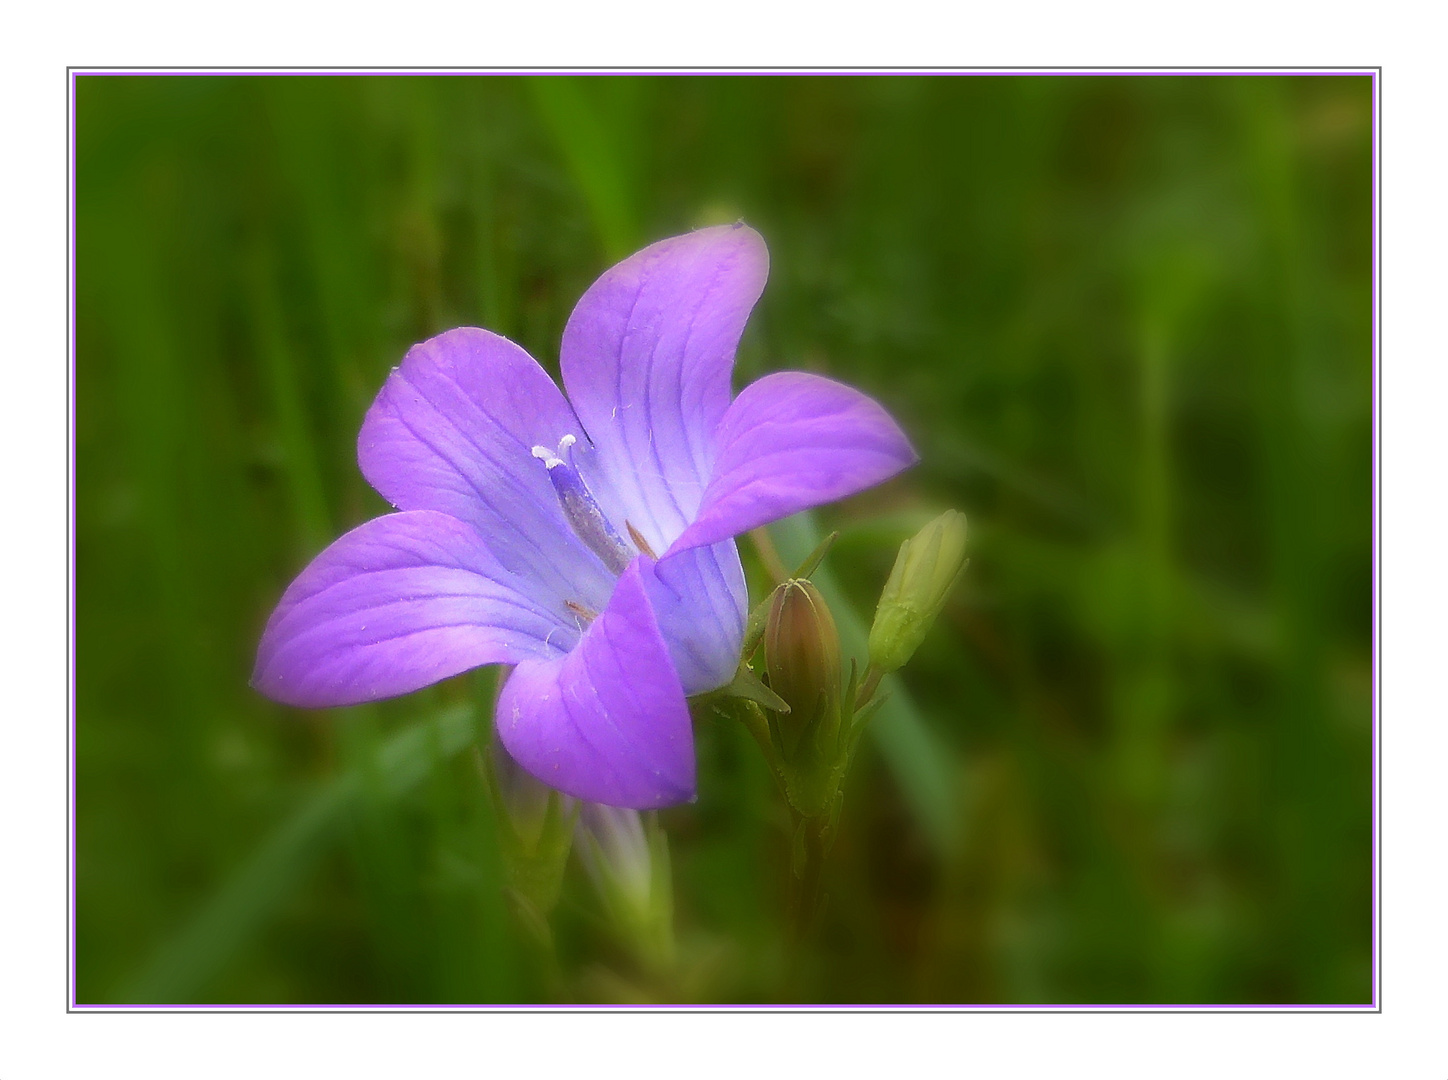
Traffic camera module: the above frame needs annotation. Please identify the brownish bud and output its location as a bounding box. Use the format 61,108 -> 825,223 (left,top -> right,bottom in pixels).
764,579 -> 842,762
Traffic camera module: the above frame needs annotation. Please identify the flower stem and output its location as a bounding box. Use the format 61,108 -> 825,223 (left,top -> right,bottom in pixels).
855,663 -> 885,710
749,527 -> 790,584
787,818 -> 828,940
784,812 -> 831,997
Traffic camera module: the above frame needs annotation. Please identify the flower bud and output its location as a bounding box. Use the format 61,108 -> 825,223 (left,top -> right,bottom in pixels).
576,804 -> 674,971
868,510 -> 968,674
577,805 -> 652,913
764,579 -> 842,763
487,738 -> 577,924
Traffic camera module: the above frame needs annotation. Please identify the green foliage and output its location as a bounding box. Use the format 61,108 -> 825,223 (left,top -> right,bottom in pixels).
77,74 -> 1372,1004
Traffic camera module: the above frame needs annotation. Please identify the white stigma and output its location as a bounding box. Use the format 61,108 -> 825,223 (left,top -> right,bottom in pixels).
530,434 -> 577,470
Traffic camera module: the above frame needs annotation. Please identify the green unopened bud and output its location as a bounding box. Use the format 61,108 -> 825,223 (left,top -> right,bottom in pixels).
486,741 -> 577,928
763,579 -> 848,818
765,579 -> 842,762
868,510 -> 968,674
576,805 -> 674,972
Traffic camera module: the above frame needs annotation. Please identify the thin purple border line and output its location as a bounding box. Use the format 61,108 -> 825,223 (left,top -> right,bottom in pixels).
67,66 -> 1382,1014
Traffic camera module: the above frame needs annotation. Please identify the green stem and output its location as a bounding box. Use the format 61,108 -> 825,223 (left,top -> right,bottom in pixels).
855,663 -> 886,710
750,527 -> 790,584
784,813 -> 830,997
788,825 -> 826,941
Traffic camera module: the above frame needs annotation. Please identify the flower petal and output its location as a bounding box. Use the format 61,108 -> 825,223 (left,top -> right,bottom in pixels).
646,539 -> 748,695
253,511 -> 574,709
666,371 -> 919,556
358,327 -> 614,613
496,558 -> 695,809
560,224 -> 769,554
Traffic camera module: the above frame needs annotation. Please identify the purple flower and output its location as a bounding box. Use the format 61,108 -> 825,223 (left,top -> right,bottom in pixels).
252,225 -> 916,808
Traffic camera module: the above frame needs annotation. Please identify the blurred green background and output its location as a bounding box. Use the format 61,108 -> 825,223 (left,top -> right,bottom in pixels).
76,74 -> 1373,1005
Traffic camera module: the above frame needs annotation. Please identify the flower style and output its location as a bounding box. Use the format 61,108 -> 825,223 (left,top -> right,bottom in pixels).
252,225 -> 916,808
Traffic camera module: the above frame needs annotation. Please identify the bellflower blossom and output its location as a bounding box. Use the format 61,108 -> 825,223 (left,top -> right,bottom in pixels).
253,225 -> 916,809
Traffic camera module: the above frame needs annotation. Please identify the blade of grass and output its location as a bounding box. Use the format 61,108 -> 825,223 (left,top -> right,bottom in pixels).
527,76 -> 638,260
246,244 -> 332,554
115,703 -> 482,1004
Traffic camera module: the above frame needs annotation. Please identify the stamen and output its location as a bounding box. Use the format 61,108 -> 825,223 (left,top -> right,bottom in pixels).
626,521 -> 658,560
565,599 -> 598,625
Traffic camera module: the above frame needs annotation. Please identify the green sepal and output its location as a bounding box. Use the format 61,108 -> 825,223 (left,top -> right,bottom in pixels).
717,663 -> 791,714
741,592 -> 774,661
789,529 -> 839,581
780,698 -> 836,818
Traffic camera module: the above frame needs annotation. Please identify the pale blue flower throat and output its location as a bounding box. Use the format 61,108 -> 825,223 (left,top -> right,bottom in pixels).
532,435 -> 635,575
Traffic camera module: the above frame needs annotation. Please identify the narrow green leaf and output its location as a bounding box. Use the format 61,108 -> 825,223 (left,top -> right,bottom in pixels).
527,77 -> 638,260
116,704 -> 480,1004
